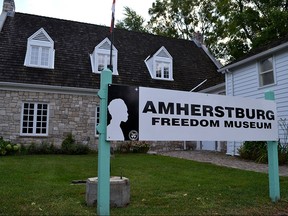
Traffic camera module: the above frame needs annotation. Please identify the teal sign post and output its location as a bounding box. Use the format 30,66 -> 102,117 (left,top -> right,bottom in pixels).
265,91 -> 280,202
97,69 -> 112,215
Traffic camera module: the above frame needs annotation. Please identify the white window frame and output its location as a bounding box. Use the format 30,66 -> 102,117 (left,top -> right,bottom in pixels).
258,56 -> 275,87
90,38 -> 118,75
20,102 -> 49,136
95,105 -> 100,137
145,46 -> 173,81
154,57 -> 173,80
24,28 -> 55,69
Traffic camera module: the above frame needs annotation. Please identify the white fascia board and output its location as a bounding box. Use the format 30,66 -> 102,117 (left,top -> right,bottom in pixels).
0,82 -> 98,96
198,82 -> 225,94
218,41 -> 288,73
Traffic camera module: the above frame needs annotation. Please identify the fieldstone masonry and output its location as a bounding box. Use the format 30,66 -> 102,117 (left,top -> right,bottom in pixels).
0,89 -> 226,152
0,89 -> 99,149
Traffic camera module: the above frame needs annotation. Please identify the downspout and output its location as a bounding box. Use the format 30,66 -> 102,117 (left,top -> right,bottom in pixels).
225,69 -> 237,155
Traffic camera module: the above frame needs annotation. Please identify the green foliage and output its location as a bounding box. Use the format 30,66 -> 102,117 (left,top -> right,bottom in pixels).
61,133 -> 89,155
238,141 -> 268,163
117,141 -> 150,153
0,133 -> 90,156
24,142 -> 61,155
116,6 -> 149,33
0,136 -> 20,156
148,0 -> 198,39
147,0 -> 288,62
239,141 -> 288,165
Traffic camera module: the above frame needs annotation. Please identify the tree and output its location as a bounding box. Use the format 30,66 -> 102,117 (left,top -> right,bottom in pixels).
116,6 -> 149,33
148,0 -> 200,39
148,0 -> 288,63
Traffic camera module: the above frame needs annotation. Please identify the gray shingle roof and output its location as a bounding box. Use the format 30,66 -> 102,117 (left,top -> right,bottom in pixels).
0,12 -> 224,91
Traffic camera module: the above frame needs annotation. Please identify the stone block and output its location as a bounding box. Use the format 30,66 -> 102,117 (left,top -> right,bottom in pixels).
86,176 -> 130,207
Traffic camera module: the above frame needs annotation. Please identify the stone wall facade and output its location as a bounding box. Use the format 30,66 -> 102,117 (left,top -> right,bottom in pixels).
0,89 -> 99,149
0,89 -> 227,153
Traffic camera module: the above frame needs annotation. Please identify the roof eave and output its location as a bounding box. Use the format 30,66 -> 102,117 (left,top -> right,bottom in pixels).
200,44 -> 222,69
218,41 -> 288,73
0,82 -> 98,96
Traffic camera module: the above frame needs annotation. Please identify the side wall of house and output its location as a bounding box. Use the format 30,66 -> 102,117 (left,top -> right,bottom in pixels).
225,49 -> 288,155
0,89 -> 99,149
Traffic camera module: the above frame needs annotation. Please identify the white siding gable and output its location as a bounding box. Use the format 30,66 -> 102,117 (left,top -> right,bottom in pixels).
225,48 -> 288,155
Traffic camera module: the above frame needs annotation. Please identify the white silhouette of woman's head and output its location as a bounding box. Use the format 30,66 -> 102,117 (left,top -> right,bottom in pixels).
108,98 -> 128,123
107,98 -> 128,140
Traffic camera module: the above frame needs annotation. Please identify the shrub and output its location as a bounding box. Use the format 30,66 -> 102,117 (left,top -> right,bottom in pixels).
117,142 -> 132,153
278,142 -> 288,165
238,141 -> 267,162
25,142 -> 61,155
117,141 -> 150,153
239,141 -> 288,165
0,137 -> 20,156
61,133 -> 89,155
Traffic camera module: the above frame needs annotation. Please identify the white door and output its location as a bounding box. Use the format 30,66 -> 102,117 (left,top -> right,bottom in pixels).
201,141 -> 216,151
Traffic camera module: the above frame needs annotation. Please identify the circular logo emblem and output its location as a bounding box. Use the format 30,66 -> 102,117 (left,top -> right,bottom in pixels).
129,130 -> 139,141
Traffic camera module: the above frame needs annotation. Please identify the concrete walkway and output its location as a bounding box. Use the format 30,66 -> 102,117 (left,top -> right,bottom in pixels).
159,150 -> 288,177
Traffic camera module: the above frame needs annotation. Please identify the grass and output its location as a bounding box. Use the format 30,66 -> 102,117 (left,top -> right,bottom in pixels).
0,153 -> 288,215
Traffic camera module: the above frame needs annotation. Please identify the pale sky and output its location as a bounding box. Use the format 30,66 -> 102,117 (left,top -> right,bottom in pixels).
11,0 -> 155,26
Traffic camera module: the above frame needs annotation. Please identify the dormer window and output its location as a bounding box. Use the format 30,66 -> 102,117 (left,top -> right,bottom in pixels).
24,28 -> 55,69
145,46 -> 173,81
90,38 -> 118,75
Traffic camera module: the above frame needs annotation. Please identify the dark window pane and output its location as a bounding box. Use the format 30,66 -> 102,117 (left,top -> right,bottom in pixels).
260,58 -> 273,72
261,72 -> 274,86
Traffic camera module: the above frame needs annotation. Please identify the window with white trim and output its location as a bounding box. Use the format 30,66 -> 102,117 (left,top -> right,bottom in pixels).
259,57 -> 275,87
24,28 -> 55,69
145,46 -> 173,81
90,38 -> 118,75
95,105 -> 100,136
20,102 -> 49,136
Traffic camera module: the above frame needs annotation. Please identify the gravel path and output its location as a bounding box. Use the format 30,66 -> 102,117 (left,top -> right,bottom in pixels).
159,150 -> 288,176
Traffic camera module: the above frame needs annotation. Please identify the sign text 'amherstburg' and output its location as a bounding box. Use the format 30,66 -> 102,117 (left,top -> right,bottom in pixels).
142,101 -> 274,129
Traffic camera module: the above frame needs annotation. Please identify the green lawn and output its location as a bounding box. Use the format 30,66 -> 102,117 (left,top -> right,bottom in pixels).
0,153 -> 288,215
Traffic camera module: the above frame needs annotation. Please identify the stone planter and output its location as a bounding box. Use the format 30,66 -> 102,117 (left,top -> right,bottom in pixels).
85,176 -> 130,207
